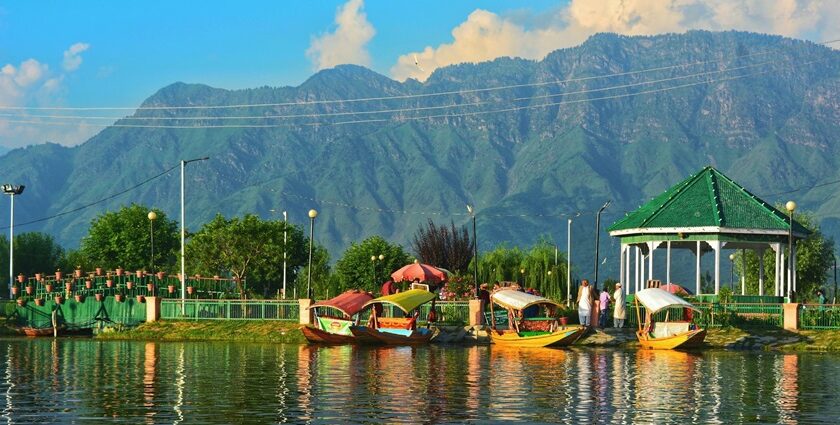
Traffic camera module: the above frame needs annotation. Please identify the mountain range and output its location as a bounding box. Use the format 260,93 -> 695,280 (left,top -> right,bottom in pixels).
2,30 -> 839,282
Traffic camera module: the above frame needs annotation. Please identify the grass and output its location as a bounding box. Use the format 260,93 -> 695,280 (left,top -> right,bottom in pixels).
95,320 -> 306,344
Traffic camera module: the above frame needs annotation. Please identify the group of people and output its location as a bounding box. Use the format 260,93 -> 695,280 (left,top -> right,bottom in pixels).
575,279 -> 626,328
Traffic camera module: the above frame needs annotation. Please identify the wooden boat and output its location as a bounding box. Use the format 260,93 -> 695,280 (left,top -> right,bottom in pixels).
301,290 -> 378,344
634,288 -> 707,350
21,326 -> 57,337
488,288 -> 585,347
350,289 -> 438,345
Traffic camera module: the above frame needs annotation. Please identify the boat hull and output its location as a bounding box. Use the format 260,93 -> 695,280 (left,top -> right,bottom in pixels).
636,328 -> 707,350
21,327 -> 55,337
301,325 -> 380,344
490,326 -> 585,348
350,326 -> 435,345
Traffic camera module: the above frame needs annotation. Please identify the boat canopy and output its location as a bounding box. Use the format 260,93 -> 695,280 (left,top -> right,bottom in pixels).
363,289 -> 437,313
309,290 -> 374,317
635,288 -> 700,314
491,288 -> 560,311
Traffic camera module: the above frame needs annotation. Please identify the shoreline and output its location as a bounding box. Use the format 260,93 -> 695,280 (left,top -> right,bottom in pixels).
86,321 -> 840,351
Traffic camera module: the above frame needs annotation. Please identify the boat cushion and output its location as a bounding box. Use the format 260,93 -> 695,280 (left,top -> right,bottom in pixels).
652,322 -> 690,338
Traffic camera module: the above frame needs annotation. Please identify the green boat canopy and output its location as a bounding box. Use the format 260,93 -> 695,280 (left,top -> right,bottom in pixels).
363,289 -> 437,313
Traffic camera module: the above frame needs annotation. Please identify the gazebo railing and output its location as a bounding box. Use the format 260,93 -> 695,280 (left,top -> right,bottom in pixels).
626,302 -> 783,329
799,304 -> 840,330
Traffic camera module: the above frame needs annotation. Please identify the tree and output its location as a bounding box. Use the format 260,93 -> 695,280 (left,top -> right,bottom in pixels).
0,232 -> 64,279
296,245 -> 332,299
80,204 -> 179,271
334,236 -> 412,293
411,219 -> 473,273
475,239 -> 569,301
186,214 -> 308,297
733,209 -> 834,302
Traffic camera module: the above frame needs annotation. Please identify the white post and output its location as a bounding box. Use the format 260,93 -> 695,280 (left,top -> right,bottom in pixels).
635,246 -> 640,292
696,241 -> 702,295
792,244 -> 797,294
741,248 -> 746,296
283,211 -> 288,299
619,243 -> 625,291
625,246 -> 632,294
758,248 -> 765,296
567,218 -> 571,307
774,244 -> 781,297
7,194 -> 13,299
781,251 -> 787,298
180,160 -> 186,314
711,241 -> 721,295
648,242 -> 655,282
666,241 -> 672,291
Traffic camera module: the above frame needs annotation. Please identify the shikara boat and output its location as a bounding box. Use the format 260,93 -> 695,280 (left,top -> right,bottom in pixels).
350,289 -> 438,345
301,290 -> 378,344
21,326 -> 55,337
634,288 -> 706,350
488,288 -> 585,348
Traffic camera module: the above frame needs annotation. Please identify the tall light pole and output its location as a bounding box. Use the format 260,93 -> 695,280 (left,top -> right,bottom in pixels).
567,217 -> 572,307
593,200 -> 611,290
148,211 -> 157,272
2,184 -> 24,299
307,209 -> 317,300
467,205 -> 479,298
283,211 -> 287,299
180,157 -> 209,312
729,253 -> 735,290
371,255 -> 377,287
786,200 -> 796,301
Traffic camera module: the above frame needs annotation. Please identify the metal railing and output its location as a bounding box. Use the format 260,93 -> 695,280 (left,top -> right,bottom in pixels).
626,302 -> 783,329
799,304 -> 840,329
160,299 -> 299,321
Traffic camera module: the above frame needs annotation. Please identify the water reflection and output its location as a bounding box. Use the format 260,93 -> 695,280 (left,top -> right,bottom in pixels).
0,339 -> 839,423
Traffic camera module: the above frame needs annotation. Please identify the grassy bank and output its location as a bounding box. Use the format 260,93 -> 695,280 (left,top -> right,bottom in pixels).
95,320 -> 306,344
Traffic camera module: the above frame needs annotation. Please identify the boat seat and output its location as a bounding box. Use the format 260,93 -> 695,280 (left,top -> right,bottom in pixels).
652,322 -> 690,338
519,319 -> 555,332
378,317 -> 414,330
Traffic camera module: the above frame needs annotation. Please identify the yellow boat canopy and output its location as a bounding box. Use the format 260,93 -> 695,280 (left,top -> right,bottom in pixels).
491,288 -> 560,311
363,289 -> 437,313
635,288 -> 700,314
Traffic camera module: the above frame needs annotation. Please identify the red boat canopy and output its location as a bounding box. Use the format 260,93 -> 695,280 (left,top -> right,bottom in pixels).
308,290 -> 374,317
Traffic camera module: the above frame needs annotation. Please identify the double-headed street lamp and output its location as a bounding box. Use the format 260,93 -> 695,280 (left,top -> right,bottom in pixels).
371,254 -> 384,287
307,209 -> 318,300
2,184 -> 24,299
180,157 -> 209,311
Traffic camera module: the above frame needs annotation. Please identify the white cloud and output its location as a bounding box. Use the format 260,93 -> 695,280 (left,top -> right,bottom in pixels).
62,42 -> 90,71
306,0 -> 376,70
391,0 -> 840,81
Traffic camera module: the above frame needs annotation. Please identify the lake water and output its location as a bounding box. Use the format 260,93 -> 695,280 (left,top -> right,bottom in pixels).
1,338 -> 839,424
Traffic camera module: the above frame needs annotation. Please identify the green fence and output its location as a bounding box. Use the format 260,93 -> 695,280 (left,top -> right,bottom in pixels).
11,297 -> 146,329
799,304 -> 840,329
161,299 -> 299,321
626,302 -> 783,329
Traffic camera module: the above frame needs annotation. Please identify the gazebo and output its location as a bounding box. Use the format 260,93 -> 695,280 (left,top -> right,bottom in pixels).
608,166 -> 810,297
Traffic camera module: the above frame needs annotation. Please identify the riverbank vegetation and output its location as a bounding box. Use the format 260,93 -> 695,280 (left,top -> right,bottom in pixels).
95,320 -> 306,344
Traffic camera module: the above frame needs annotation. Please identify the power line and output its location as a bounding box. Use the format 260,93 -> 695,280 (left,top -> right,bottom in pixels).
0,163 -> 180,230
760,178 -> 840,198
0,49 -> 783,112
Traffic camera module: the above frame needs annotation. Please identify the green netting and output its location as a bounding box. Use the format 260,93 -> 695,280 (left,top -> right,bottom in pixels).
13,297 -> 147,329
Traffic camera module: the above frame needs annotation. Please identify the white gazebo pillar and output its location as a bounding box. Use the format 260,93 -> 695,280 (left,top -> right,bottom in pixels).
710,241 -> 722,294
625,245 -> 632,294
666,241 -> 672,290
648,241 -> 655,282
781,251 -> 787,297
792,243 -> 798,295
741,249 -> 746,296
772,243 -> 781,296
619,243 -> 626,292
757,247 -> 765,296
695,240 -> 702,295
635,246 -> 641,293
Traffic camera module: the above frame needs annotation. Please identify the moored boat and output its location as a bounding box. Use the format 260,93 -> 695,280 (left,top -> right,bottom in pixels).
301,290 -> 378,344
634,288 -> 706,350
350,289 -> 438,345
488,288 -> 585,348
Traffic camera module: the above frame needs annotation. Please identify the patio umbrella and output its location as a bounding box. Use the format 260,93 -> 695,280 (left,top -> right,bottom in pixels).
390,262 -> 447,283
660,283 -> 693,296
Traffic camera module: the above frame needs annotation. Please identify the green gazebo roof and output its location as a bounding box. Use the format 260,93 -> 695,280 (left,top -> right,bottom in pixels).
608,166 -> 810,237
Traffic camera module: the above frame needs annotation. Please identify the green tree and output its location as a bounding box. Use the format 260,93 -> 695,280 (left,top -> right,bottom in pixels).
80,204 -> 179,271
475,239 -> 568,301
733,209 -> 833,301
0,232 -> 65,291
334,236 -> 412,294
186,214 -> 308,297
411,219 -> 473,273
296,245 -> 332,299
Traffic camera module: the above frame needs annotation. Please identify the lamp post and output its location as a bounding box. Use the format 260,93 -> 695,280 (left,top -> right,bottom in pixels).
520,268 -> 525,288
593,200 -> 611,290
283,211 -> 288,299
148,211 -> 157,272
467,204 -> 479,298
567,217 -> 572,307
307,209 -> 317,300
371,255 -> 377,287
547,270 -> 552,298
785,200 -> 796,300
2,184 -> 24,299
729,253 -> 735,290
180,157 -> 209,312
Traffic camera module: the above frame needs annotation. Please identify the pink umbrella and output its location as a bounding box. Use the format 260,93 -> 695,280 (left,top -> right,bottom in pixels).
661,283 -> 693,296
390,262 -> 447,283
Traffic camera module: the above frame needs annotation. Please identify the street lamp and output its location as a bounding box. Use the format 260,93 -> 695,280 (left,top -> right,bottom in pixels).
593,200 -> 611,290
180,157 -> 209,312
307,209 -> 318,300
371,254 -> 384,287
467,204 -> 479,298
786,200 -> 796,300
283,211 -> 287,299
567,217 -> 573,307
2,184 -> 24,299
148,211 -> 157,272
729,253 -> 735,290
520,268 -> 525,287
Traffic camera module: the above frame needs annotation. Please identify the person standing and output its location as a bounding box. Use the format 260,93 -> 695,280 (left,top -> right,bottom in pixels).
613,283 -> 626,328
576,279 -> 593,326
598,288 -> 611,328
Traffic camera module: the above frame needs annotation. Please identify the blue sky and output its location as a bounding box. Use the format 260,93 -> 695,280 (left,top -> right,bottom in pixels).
0,0 -> 836,148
